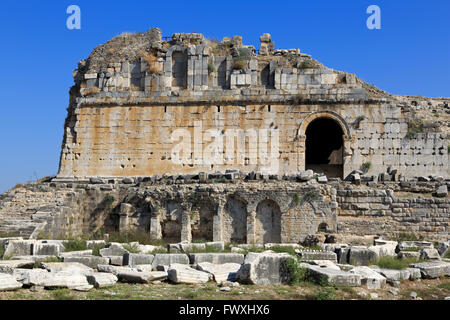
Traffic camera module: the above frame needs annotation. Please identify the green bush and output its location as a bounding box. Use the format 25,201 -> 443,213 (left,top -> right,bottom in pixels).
360,162 -> 372,173
91,243 -> 107,256
207,63 -> 216,74
300,59 -> 320,69
64,239 -> 88,252
103,195 -> 115,208
286,257 -> 307,285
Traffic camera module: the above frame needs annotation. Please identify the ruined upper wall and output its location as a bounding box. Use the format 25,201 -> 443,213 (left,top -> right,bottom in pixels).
71,28 -> 372,106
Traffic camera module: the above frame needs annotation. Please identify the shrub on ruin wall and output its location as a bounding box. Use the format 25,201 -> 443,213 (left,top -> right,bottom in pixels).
405,119 -> 424,139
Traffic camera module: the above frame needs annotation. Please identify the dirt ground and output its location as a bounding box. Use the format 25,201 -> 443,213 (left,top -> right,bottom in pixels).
0,278 -> 448,300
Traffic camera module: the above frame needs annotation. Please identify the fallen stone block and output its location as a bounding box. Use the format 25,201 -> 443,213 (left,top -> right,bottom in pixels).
168,242 -> 205,253
151,254 -> 189,268
99,243 -> 128,257
13,268 -> 50,286
306,265 -> 361,286
188,253 -> 244,265
32,271 -> 93,291
378,269 -> 410,281
196,262 -> 241,283
436,185 -> 448,197
236,252 -> 293,285
135,265 -> 154,273
108,256 -> 124,266
336,247 -> 351,264
118,271 -> 168,283
86,272 -> 118,288
97,265 -> 137,276
349,266 -> 386,289
4,240 -> 35,257
33,243 -> 61,256
64,256 -> 110,269
420,248 -> 441,260
123,253 -> 154,266
0,260 -> 34,274
397,241 -> 433,251
59,250 -> 93,258
397,251 -> 420,259
0,273 -> 23,291
348,246 -> 377,266
295,250 -> 337,262
42,262 -> 94,276
167,264 -> 210,284
438,241 -> 450,257
304,260 -> 340,270
406,268 -> 422,280
409,261 -> 450,279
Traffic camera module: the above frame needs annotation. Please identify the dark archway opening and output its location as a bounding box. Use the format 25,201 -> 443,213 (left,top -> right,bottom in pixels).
305,118 -> 344,178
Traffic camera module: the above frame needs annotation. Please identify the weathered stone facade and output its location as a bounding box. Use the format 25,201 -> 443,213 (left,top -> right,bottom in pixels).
0,28 -> 448,243
57,28 -> 449,181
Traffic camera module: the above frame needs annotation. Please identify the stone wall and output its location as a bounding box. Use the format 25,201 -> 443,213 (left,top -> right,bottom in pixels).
58,28 -> 449,181
1,180 -> 447,242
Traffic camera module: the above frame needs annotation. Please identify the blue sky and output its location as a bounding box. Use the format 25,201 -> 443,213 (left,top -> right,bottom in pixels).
0,0 -> 449,192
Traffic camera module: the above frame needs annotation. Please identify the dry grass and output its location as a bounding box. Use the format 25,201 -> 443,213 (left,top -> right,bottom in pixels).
82,87 -> 100,96
233,60 -> 247,70
138,50 -> 160,74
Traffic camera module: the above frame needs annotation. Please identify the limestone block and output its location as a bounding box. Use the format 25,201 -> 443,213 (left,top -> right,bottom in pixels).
41,262 -> 94,276
59,250 -> 93,259
32,271 -> 92,291
86,272 -> 118,288
0,273 -> 23,291
0,260 -> 35,274
188,253 -> 244,265
196,262 -> 241,283
99,243 -> 128,257
236,252 -> 292,285
33,243 -> 60,256
118,271 -> 167,283
13,268 -> 49,286
295,250 -> 337,262
349,266 -> 386,289
378,269 -> 411,281
152,254 -> 189,268
97,265 -> 137,276
64,256 -> 110,269
123,253 -> 154,266
4,240 -> 35,257
348,246 -> 377,266
168,264 -> 210,284
306,265 -> 361,286
419,248 -> 441,260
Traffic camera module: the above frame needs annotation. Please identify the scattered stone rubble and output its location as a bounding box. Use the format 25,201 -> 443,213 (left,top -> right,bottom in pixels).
0,237 -> 449,297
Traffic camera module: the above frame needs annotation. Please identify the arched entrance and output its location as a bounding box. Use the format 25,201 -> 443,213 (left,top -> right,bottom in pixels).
305,117 -> 344,178
255,200 -> 281,244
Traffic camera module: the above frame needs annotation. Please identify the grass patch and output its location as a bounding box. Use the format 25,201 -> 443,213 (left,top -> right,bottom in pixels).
392,232 -> 424,242
50,288 -> 76,300
91,243 -> 107,256
64,239 -> 88,252
306,287 -> 336,300
371,256 -> 421,270
122,243 -> 140,254
107,230 -> 167,246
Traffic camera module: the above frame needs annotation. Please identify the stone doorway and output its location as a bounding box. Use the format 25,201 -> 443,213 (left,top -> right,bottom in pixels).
255,199 -> 281,244
305,117 -> 344,178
